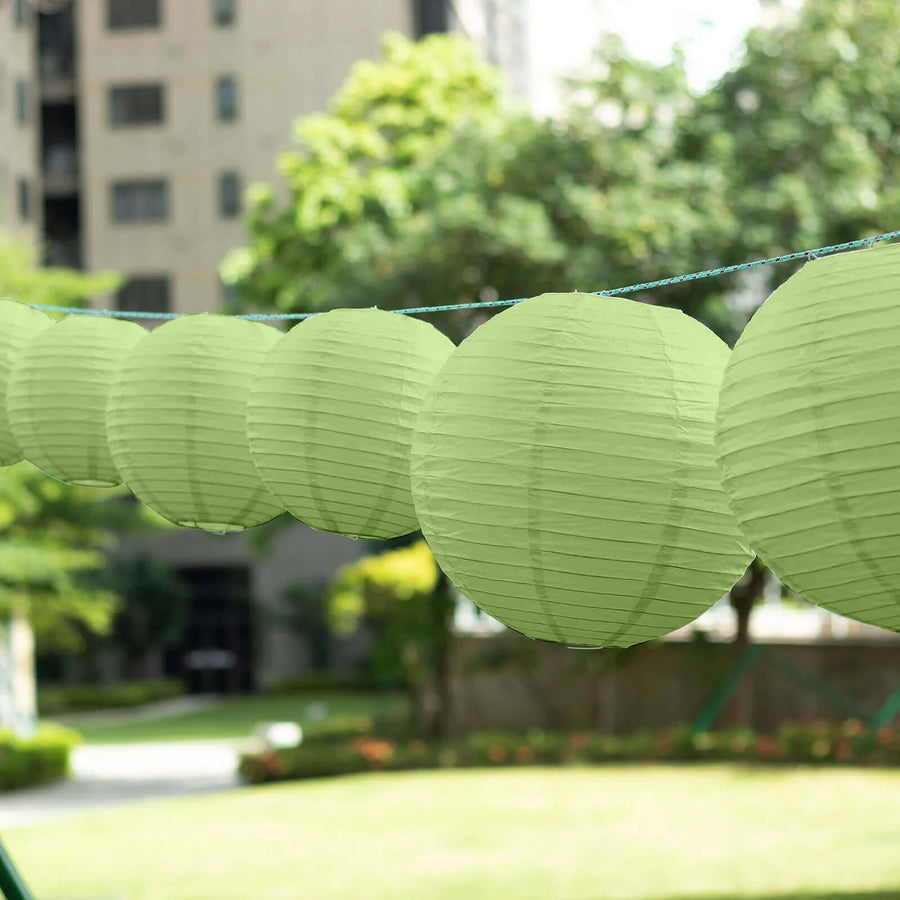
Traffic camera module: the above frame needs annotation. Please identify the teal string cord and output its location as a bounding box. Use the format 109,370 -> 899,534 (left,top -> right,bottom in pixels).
8,230 -> 899,321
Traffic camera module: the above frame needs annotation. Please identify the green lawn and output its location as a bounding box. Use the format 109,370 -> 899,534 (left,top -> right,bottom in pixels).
54,690 -> 407,744
6,765 -> 900,899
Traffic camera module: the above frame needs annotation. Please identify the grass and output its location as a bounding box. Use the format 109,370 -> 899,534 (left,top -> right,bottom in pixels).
53,690 -> 408,744
5,765 -> 900,899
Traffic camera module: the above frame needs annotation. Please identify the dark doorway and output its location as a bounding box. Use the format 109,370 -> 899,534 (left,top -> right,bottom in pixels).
165,566 -> 255,693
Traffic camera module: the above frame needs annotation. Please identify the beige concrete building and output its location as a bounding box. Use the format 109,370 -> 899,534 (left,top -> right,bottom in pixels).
0,0 -> 39,243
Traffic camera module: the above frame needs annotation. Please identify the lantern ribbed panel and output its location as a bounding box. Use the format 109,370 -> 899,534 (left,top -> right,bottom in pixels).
411,292 -> 751,648
716,244 -> 900,633
248,308 -> 454,539
107,314 -> 284,531
0,299 -> 53,467
7,315 -> 146,487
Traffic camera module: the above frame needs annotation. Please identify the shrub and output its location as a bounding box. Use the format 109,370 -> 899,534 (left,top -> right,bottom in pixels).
239,719 -> 900,785
0,722 -> 81,791
38,678 -> 184,716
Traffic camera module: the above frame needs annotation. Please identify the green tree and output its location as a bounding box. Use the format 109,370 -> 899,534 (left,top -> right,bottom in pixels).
329,541 -> 455,737
224,33 -> 736,339
682,0 -> 900,274
221,31 -> 501,317
106,556 -> 189,677
0,230 -> 163,653
0,233 -> 119,309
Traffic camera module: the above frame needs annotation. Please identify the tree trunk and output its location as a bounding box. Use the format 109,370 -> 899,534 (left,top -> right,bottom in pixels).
424,569 -> 455,739
729,557 -> 767,728
730,556 -> 767,645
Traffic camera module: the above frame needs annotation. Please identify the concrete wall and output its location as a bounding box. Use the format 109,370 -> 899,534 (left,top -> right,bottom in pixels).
76,0 -> 412,314
448,636 -> 900,735
0,1 -> 40,241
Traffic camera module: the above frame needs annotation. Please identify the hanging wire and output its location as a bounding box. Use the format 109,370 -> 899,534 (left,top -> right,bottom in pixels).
6,230 -> 899,322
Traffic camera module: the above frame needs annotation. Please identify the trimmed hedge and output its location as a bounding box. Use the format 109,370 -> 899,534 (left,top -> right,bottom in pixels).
38,678 -> 184,716
0,722 -> 81,791
239,719 -> 900,785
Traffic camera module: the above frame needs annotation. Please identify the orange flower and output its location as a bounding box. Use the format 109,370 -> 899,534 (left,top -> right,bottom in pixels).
515,746 -> 535,764
834,740 -> 852,761
351,738 -> 395,762
569,732 -> 589,750
487,744 -> 507,763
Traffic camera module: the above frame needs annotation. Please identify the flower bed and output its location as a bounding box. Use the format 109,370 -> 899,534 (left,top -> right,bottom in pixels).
239,719 -> 900,785
0,722 -> 81,791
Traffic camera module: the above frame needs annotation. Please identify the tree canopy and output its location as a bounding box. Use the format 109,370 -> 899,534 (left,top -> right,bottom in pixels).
0,232 -> 163,652
225,0 -> 900,339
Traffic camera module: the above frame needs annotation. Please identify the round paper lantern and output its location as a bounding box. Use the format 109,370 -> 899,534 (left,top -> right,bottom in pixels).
411,292 -> 752,647
248,308 -> 454,539
0,299 -> 53,466
107,314 -> 284,531
716,244 -> 900,633
7,314 -> 146,487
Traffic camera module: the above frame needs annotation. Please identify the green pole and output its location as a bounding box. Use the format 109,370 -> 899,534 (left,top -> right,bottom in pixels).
871,686 -> 900,730
692,643 -> 763,734
0,836 -> 34,900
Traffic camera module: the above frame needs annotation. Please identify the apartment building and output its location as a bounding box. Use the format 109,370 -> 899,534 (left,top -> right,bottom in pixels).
0,0 -> 39,243
2,0 -> 604,311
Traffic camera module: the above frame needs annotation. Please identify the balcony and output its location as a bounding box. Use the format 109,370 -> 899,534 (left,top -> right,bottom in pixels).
39,52 -> 76,102
42,144 -> 79,196
44,238 -> 81,270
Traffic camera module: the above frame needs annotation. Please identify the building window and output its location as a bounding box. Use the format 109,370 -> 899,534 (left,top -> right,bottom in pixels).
111,179 -> 168,222
413,0 -> 448,38
116,275 -> 171,313
14,0 -> 29,27
212,0 -> 235,26
109,84 -> 165,126
14,78 -> 28,125
107,0 -> 161,30
215,75 -> 237,121
16,177 -> 29,221
218,171 -> 241,218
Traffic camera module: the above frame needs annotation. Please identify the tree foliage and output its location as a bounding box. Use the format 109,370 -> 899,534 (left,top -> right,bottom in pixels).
0,234 -> 119,309
0,230 -> 163,652
683,0 -> 900,273
106,556 -> 189,674
329,541 -> 454,735
222,32 -> 501,317
224,32 -> 736,337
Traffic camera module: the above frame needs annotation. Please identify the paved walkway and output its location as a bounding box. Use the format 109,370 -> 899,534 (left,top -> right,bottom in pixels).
0,740 -> 244,829
51,694 -> 220,727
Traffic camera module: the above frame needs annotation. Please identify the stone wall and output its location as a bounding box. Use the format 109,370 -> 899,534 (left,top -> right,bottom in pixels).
447,635 -> 900,735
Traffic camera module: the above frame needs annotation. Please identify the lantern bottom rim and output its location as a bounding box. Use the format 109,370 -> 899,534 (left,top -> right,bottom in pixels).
174,519 -> 247,533
65,477 -> 121,488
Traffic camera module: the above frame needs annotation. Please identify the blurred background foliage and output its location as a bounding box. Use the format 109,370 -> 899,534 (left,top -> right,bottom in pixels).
224,0 -> 900,344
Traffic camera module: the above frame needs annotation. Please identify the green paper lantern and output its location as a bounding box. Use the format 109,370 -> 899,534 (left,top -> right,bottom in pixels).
716,244 -> 900,633
107,314 -> 284,531
411,292 -> 752,648
248,308 -> 455,539
0,299 -> 53,466
7,314 -> 146,487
